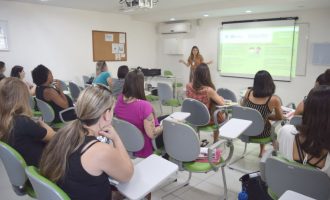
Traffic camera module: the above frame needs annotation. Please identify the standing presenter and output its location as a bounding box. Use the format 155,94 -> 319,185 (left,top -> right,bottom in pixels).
179,46 -> 212,82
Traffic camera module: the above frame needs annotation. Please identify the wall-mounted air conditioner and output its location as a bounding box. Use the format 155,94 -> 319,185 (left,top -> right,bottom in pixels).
158,22 -> 191,34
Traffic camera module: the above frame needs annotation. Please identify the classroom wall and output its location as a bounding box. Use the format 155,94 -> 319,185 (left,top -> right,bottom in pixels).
0,1 -> 157,85
156,8 -> 330,105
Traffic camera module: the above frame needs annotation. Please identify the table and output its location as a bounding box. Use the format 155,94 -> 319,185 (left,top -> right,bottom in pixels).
279,190 -> 315,200
116,154 -> 178,200
219,118 -> 252,139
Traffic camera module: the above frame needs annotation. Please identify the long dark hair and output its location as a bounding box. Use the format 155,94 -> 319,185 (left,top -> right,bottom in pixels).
252,70 -> 275,98
296,85 -> 330,157
122,69 -> 146,100
192,63 -> 215,90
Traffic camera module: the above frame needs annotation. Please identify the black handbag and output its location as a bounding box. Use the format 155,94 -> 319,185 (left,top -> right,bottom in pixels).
239,172 -> 272,200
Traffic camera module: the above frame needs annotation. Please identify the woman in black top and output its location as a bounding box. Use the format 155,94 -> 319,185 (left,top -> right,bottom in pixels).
32,64 -> 76,122
0,77 -> 55,166
40,85 -> 133,200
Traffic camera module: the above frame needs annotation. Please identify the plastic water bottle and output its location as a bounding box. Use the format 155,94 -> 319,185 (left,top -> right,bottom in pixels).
238,190 -> 248,200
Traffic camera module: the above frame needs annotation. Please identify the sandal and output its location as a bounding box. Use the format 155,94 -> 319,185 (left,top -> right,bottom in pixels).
200,140 -> 209,147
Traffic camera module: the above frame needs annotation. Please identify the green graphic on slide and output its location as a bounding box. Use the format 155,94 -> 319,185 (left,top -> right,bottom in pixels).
219,26 -> 299,79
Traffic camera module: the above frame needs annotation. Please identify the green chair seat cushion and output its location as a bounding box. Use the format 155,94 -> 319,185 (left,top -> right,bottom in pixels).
173,83 -> 183,88
153,149 -> 162,156
25,183 -> 37,198
164,99 -> 181,107
249,136 -> 272,144
146,95 -> 159,102
51,122 -> 64,129
198,124 -> 218,132
32,110 -> 42,117
183,158 -> 224,172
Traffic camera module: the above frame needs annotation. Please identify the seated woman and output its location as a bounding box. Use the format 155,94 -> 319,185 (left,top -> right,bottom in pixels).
10,65 -> 36,95
32,64 -> 76,123
242,70 -> 283,157
294,69 -> 330,115
186,63 -> 225,143
0,77 -> 55,167
40,85 -> 133,200
114,69 -> 163,158
93,61 -> 112,86
111,65 -> 129,97
278,85 -> 330,177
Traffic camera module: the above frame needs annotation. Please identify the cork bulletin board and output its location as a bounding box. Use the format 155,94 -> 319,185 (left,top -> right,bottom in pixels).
92,30 -> 127,61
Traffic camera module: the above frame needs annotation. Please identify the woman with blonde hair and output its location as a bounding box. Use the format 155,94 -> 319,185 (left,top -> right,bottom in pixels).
40,84 -> 133,200
0,77 -> 54,166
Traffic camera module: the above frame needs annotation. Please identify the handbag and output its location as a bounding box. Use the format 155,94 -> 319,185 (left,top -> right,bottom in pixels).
238,172 -> 272,200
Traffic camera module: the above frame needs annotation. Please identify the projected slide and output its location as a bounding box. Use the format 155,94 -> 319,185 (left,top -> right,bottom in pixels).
219,25 -> 298,81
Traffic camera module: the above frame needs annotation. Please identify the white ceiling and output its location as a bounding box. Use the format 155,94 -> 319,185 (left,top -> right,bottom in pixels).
4,0 -> 330,22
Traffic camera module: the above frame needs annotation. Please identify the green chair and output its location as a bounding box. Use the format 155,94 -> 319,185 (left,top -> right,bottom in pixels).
0,141 -> 36,198
162,120 -> 234,200
25,166 -> 70,200
260,151 -> 330,200
157,82 -> 181,114
228,106 -> 274,173
181,98 -> 226,138
35,98 -> 72,129
164,70 -> 183,97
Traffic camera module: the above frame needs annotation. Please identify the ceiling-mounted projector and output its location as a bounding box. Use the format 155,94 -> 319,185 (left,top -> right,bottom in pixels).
119,0 -> 158,11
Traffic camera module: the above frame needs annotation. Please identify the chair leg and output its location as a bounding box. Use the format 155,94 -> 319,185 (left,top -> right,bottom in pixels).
159,101 -> 163,115
229,143 -> 248,166
221,166 -> 228,200
161,171 -> 192,199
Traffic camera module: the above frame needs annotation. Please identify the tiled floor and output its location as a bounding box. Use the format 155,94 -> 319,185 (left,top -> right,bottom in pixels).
0,103 -> 275,200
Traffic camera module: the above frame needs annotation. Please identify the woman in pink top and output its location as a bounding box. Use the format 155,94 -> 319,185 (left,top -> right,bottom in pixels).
114,69 -> 163,158
186,63 -> 225,143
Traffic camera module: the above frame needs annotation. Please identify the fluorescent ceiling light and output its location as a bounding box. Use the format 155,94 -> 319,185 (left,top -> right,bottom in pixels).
170,18 -> 175,21
245,10 -> 252,13
203,14 -> 209,17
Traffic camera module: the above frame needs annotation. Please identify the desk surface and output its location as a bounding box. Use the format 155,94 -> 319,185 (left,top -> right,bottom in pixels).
279,190 -> 315,200
219,118 -> 252,139
116,155 -> 178,200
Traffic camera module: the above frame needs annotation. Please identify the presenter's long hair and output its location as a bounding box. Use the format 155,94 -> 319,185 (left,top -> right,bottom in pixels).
122,69 -> 146,100
252,70 -> 275,98
192,63 -> 215,90
40,85 -> 114,182
0,77 -> 32,142
188,46 -> 202,63
296,85 -> 330,157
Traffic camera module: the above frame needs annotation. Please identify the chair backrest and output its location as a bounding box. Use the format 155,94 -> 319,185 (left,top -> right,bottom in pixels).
162,120 -> 200,162
68,82 -> 81,102
58,80 -> 69,91
0,141 -> 28,194
35,98 -> 55,123
29,95 -> 35,109
112,118 -> 144,154
164,70 -> 174,77
181,98 -> 210,127
290,115 -> 302,126
25,166 -> 70,200
157,82 -> 173,104
266,156 -> 330,200
217,88 -> 237,102
231,106 -> 264,137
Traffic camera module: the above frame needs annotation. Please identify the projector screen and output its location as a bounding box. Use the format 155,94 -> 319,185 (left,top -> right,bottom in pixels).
218,19 -> 299,81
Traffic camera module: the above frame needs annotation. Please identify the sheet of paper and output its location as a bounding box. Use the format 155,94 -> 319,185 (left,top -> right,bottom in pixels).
118,43 -> 125,54
112,43 -> 119,53
105,33 -> 113,42
115,54 -> 121,60
119,33 -> 126,43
